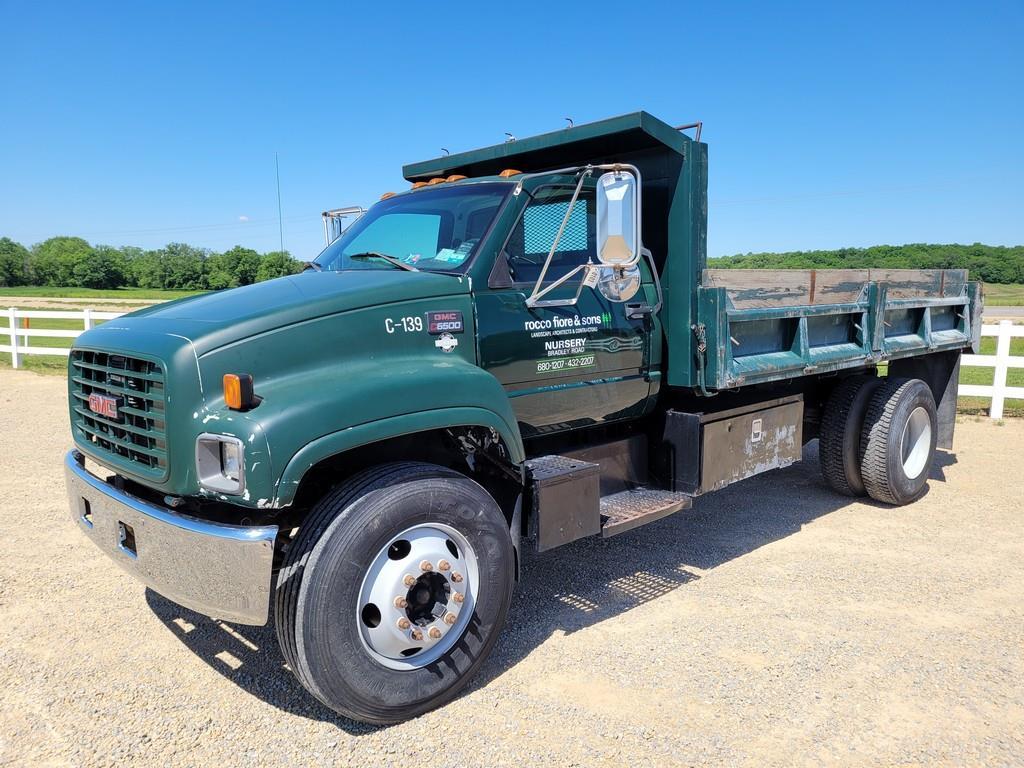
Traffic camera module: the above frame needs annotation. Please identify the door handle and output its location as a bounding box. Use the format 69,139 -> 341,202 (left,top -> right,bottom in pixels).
626,303 -> 654,319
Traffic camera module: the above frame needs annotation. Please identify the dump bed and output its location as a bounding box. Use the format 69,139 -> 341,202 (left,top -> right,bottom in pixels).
403,111 -> 982,392
694,268 -> 983,390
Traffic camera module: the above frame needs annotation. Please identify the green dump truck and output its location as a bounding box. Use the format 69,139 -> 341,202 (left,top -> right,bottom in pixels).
65,112 -> 982,724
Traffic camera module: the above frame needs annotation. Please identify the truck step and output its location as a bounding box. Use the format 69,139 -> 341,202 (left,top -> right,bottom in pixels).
599,487 -> 692,538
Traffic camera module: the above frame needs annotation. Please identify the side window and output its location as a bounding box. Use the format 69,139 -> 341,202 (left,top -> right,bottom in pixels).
505,186 -> 595,283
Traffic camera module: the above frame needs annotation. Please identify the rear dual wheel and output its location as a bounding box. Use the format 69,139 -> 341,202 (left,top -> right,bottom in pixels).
275,462 -> 515,724
859,378 -> 937,505
821,376 -> 937,505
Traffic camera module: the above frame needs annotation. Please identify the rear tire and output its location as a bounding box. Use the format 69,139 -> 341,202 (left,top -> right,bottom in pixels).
859,378 -> 937,505
274,461 -> 515,724
820,375 -> 883,496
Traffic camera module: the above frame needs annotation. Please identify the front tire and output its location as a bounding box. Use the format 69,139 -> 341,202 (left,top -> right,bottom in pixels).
859,378 -> 938,505
275,462 -> 515,724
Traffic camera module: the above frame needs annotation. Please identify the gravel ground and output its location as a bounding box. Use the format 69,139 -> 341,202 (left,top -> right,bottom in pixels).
1,367 -> 1022,767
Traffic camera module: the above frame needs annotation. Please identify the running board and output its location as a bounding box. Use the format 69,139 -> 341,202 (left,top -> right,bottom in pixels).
600,488 -> 692,538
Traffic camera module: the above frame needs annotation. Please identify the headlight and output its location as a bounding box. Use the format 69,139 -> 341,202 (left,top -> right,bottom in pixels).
195,434 -> 245,494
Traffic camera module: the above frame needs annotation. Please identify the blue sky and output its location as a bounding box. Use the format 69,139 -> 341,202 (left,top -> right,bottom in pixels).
1,1 -> 1021,259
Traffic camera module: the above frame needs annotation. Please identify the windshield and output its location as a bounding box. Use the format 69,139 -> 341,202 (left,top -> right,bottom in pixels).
313,183 -> 511,273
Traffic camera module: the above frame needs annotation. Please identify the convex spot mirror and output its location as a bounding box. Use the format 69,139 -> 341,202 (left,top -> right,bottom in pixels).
596,265 -> 641,303
596,171 -> 638,266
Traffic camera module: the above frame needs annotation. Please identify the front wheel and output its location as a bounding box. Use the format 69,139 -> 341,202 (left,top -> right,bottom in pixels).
274,462 -> 515,724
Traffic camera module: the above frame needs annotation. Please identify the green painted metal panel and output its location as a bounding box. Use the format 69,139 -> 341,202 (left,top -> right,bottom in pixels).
273,406 -> 524,508
403,111 -> 688,182
695,272 -> 981,389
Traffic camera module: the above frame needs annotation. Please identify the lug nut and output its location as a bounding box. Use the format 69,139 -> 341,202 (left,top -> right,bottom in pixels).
393,596 -> 408,609
444,612 -> 457,625
410,628 -> 423,641
403,574 -> 416,587
419,560 -> 433,572
451,572 -> 464,583
452,592 -> 464,604
438,559 -> 451,571
428,627 -> 442,639
397,617 -> 411,630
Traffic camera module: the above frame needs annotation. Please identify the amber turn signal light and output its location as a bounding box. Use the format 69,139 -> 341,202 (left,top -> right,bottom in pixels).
223,373 -> 257,410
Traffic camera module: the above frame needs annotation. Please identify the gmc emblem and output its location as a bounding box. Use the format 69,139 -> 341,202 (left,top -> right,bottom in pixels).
88,393 -> 123,421
426,310 -> 464,335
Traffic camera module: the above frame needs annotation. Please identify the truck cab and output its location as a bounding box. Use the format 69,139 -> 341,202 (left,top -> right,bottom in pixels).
64,112 -> 981,724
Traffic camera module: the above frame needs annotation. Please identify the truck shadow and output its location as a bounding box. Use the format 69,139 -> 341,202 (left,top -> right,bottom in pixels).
145,442 -> 958,732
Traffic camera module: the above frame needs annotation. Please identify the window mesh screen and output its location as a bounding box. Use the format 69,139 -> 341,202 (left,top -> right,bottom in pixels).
522,200 -> 589,254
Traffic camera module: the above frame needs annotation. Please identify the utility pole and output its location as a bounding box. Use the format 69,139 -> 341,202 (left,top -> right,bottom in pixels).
275,152 -> 284,254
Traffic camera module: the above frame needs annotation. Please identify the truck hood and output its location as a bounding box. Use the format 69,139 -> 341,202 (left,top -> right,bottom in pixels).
86,270 -> 472,356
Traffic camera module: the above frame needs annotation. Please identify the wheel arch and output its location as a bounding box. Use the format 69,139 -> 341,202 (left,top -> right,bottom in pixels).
273,407 -> 525,511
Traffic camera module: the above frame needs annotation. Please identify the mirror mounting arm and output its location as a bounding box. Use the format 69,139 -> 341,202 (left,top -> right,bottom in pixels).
523,163 -> 644,310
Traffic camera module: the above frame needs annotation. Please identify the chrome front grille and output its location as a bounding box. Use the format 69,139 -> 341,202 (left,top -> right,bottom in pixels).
70,350 -> 167,478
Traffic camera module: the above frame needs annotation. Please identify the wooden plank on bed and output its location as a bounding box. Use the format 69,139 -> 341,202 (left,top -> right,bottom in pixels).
702,269 -> 870,308
867,269 -> 968,298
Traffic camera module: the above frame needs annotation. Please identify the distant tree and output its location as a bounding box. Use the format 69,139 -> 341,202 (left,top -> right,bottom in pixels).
72,245 -> 125,289
232,246 -> 262,285
204,260 -> 235,290
129,249 -> 167,289
116,246 -> 145,287
206,245 -> 262,289
159,242 -> 208,290
5,235 -> 1018,292
708,243 -> 1024,284
29,236 -> 94,286
0,237 -> 30,286
256,251 -> 303,282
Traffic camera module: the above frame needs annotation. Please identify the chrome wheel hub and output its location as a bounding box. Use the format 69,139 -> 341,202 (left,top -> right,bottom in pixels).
900,406 -> 932,480
357,523 -> 478,671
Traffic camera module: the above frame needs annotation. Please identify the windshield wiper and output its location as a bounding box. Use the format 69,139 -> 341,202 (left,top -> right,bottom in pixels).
348,251 -> 419,272
302,260 -> 322,271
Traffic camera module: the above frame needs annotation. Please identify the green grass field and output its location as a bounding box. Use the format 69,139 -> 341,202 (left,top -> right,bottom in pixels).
0,286 -> 204,300
984,283 -> 1024,306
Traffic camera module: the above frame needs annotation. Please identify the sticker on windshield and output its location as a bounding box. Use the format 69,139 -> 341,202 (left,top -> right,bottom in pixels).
433,248 -> 461,263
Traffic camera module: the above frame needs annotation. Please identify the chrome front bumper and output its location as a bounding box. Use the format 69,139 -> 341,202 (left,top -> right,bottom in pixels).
64,450 -> 278,625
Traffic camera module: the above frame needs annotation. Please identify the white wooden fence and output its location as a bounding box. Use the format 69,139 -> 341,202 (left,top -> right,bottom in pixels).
1,307 -> 123,368
3,309 -> 1023,418
960,320 -> 1024,419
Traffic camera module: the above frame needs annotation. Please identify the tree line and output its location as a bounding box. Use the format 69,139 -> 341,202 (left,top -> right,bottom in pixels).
708,243 -> 1024,284
0,236 -> 304,290
1,237 -> 1020,290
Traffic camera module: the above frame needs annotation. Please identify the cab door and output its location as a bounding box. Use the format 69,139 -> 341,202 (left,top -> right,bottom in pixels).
474,182 -> 659,438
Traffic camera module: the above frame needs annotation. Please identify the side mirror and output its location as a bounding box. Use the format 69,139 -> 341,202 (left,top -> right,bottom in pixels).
596,171 -> 638,265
